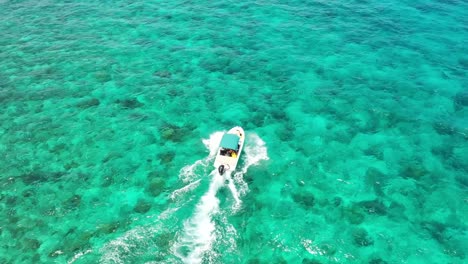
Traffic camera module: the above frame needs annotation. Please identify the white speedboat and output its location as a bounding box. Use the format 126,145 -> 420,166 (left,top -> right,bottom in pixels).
214,127 -> 245,175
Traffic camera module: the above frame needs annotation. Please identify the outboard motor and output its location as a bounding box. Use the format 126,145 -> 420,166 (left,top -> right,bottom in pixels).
218,165 -> 225,175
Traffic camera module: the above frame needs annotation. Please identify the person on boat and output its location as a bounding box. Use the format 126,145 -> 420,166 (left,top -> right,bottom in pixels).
231,150 -> 237,158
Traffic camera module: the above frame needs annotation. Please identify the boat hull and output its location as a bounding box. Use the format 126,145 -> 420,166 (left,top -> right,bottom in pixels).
214,127 -> 245,174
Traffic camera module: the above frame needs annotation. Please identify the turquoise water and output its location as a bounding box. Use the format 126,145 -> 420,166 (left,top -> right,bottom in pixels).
1,0 -> 467,263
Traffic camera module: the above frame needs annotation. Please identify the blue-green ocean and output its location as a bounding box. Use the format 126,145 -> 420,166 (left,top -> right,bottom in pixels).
1,0 -> 467,263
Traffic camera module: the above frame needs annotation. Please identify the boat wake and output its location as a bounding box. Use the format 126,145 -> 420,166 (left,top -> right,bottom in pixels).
172,132 -> 269,264
234,133 -> 269,197
98,131 -> 268,264
176,131 -> 224,184
173,169 -> 226,263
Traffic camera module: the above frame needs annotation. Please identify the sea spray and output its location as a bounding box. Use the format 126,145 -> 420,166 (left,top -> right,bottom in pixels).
170,179 -> 202,200
100,225 -> 154,264
68,249 -> 92,264
97,132 -> 227,264
99,131 -> 269,264
203,131 -> 225,157
173,131 -> 225,199
226,174 -> 242,211
233,133 -> 269,197
173,170 -> 225,264
173,132 -> 269,263
178,131 -> 225,184
180,160 -> 206,183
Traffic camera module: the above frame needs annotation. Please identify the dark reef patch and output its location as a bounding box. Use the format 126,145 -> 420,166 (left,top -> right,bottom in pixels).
96,221 -> 121,235
291,191 -> 315,208
21,171 -> 65,185
455,175 -> 468,188
153,70 -> 172,78
319,242 -> 336,256
22,172 -> 47,185
352,227 -> 374,247
154,232 -> 173,250
76,98 -> 100,108
158,151 -> 175,164
421,221 -> 446,244
247,258 -> 262,264
387,201 -> 406,219
274,256 -> 287,264
302,258 -> 322,264
116,98 -> 144,109
63,161 -> 80,170
365,167 -> 386,196
369,257 -> 388,264
431,145 -> 453,159
200,56 -> 231,72
243,172 -> 254,184
363,145 -> 384,160
146,176 -> 166,197
357,199 -> 387,215
453,91 -> 468,110
159,123 -> 196,142
333,197 -> 343,207
101,176 -> 114,187
64,194 -> 81,209
134,198 -> 152,214
343,204 -> 365,224
401,164 -> 428,180
6,195 -> 18,207
23,238 -> 41,250
94,71 -> 112,83
421,221 -> 466,259
103,152 -> 123,164
433,121 -> 456,135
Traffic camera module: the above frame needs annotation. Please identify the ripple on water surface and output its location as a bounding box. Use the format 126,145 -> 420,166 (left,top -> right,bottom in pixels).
0,0 -> 467,263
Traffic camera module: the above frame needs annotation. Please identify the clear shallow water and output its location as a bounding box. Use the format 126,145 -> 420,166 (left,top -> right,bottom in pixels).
0,0 -> 467,263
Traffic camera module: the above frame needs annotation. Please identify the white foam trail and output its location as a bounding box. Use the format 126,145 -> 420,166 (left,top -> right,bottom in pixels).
100,132 -> 269,264
99,132 -> 234,264
212,214 -> 239,256
179,131 -> 225,183
233,133 -> 269,197
203,131 -> 225,157
226,133 -> 269,212
223,217 -> 238,252
173,170 -> 224,264
100,226 -> 151,264
68,249 -> 92,264
173,132 -> 270,263
170,179 -> 202,200
241,133 -> 269,172
225,174 -> 241,211
99,206 -> 179,263
159,207 -> 179,220
180,160 -> 205,183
